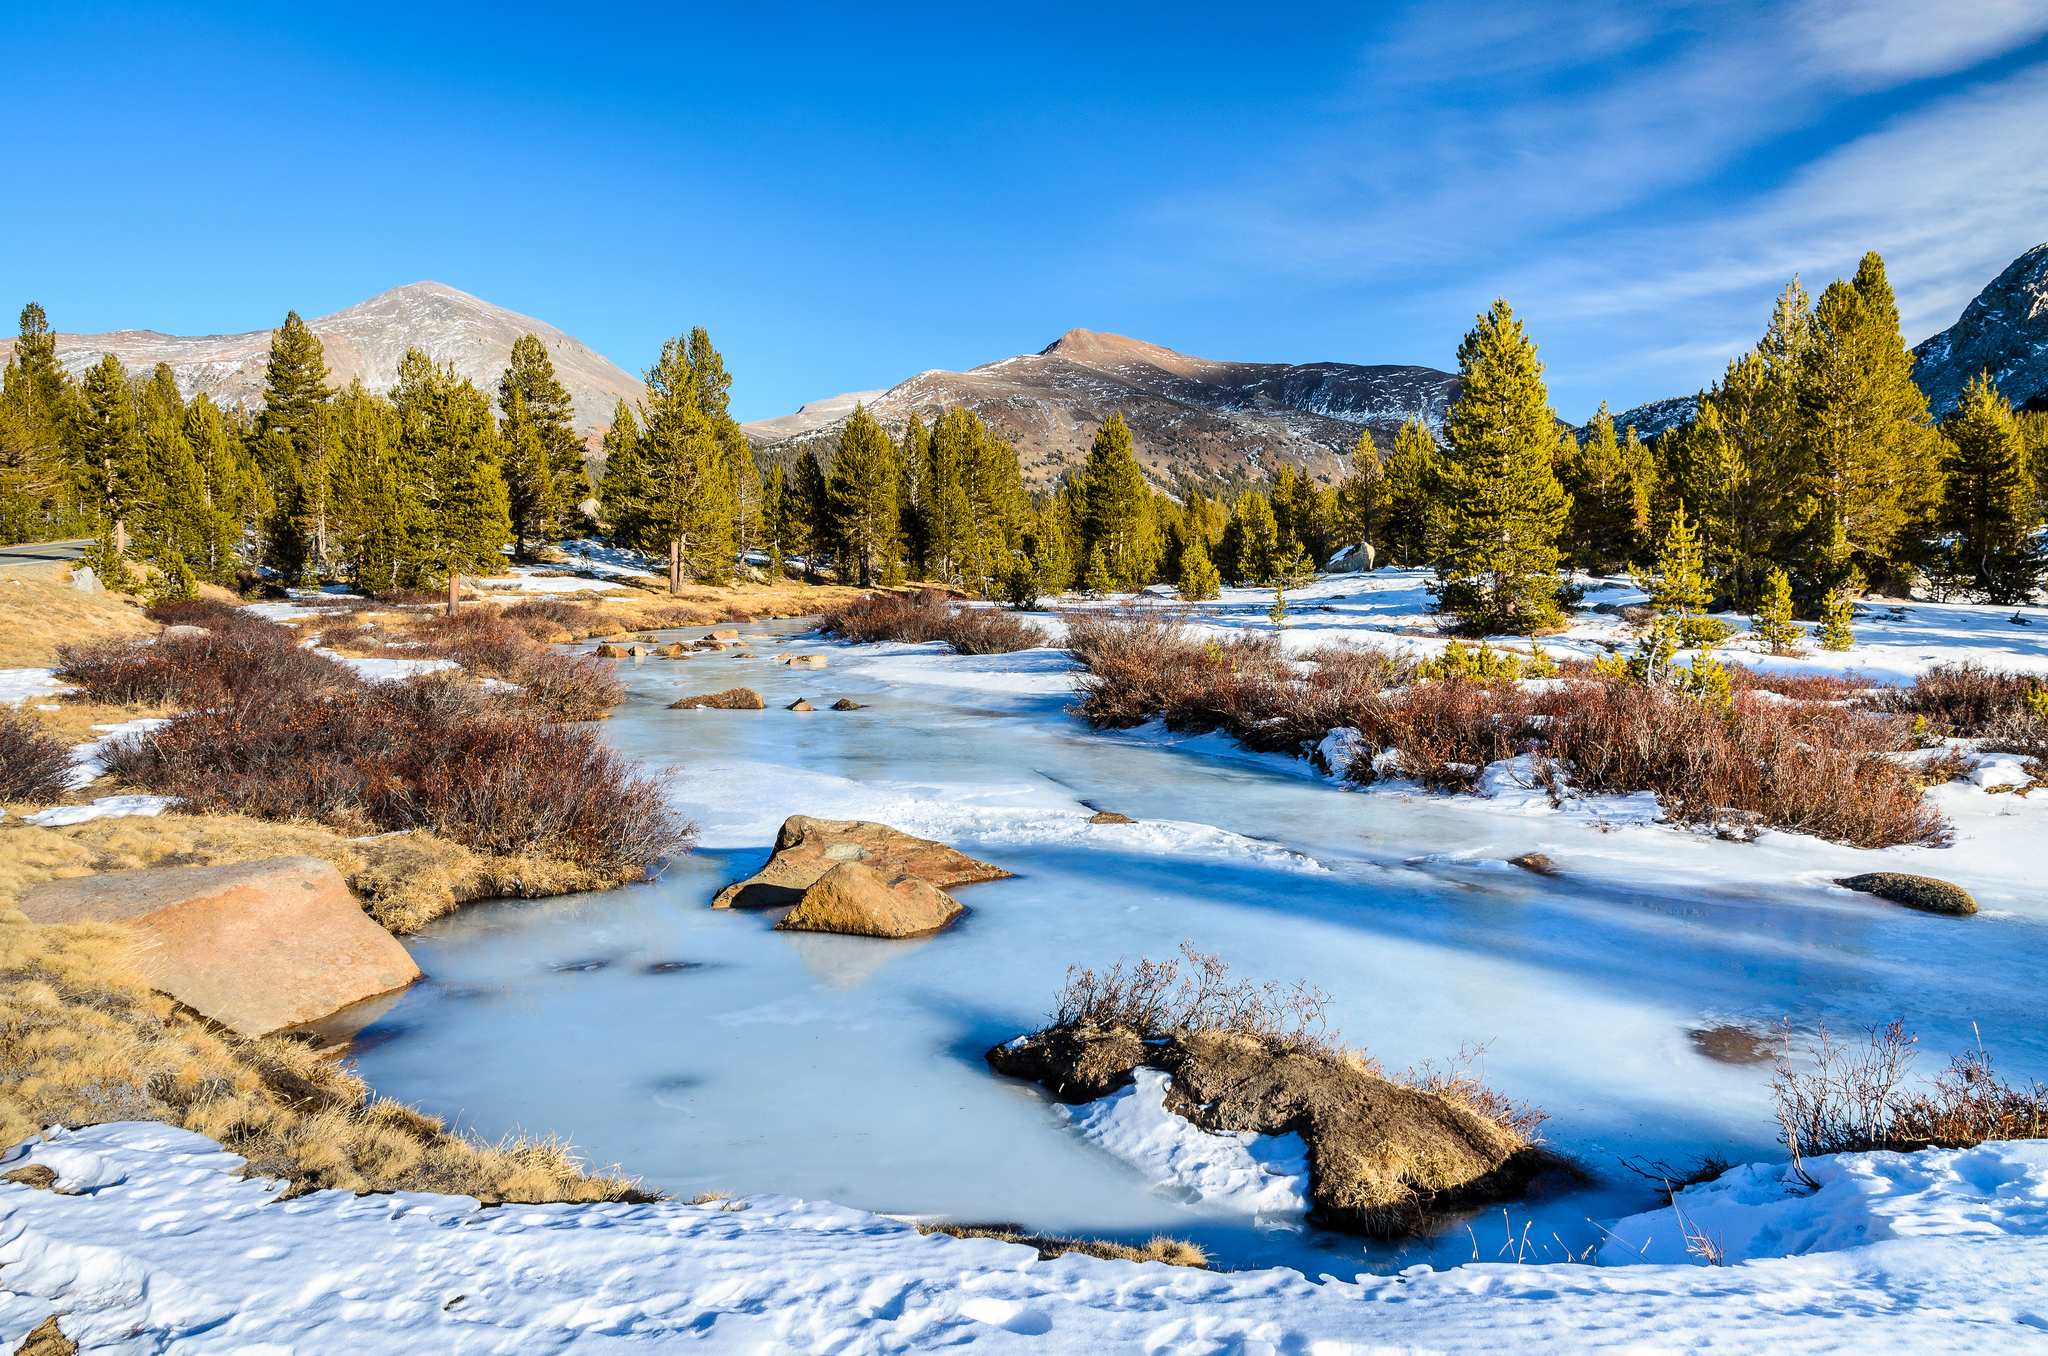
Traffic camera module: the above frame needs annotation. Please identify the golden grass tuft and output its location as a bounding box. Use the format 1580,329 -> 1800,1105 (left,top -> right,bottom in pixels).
916,1222 -> 1209,1268
0,908 -> 651,1203
0,813 -> 629,935
0,562 -> 157,668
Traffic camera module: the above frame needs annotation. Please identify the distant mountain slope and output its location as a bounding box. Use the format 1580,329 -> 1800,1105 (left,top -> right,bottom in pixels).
742,329 -> 1459,490
3,282 -> 645,433
1911,241 -> 2048,418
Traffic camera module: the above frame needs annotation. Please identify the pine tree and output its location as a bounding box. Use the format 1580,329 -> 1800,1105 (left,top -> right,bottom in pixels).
390,349 -> 513,583
1022,499 -> 1072,596
761,462 -> 788,578
1795,254 -> 1942,593
68,353 -> 144,554
145,550 -> 200,603
1177,532 -> 1221,600
1082,542 -> 1113,595
1431,300 -> 1572,634
1080,414 -> 1150,587
596,400 -> 646,546
183,394 -> 266,580
1938,373 -> 2043,604
253,312 -> 335,576
132,364 -> 213,567
1381,417 -> 1439,567
636,336 -> 734,586
324,381 -> 408,590
1642,503 -> 1712,614
258,311 -> 333,458
795,451 -> 830,579
1751,567 -> 1805,656
829,404 -> 899,586
1561,402 -> 1650,572
1335,430 -> 1385,560
1817,586 -> 1857,651
497,333 -> 586,554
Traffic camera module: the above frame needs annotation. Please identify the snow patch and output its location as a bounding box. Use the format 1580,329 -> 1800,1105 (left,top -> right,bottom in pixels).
1056,1069 -> 1310,1219
22,795 -> 181,827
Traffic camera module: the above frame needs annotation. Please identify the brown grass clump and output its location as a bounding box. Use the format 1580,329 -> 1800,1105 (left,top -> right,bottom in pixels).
0,813 -> 610,935
995,945 -> 1550,1237
0,910 -> 652,1202
0,708 -> 70,804
0,561 -> 157,667
1061,608 -> 1947,849
102,676 -> 694,883
58,619 -> 354,707
1772,1019 -> 2048,1165
822,588 -> 1044,654
916,1223 -> 1209,1268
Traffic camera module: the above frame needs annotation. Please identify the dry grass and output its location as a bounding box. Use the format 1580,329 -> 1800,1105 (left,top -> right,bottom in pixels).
1054,940 -> 1337,1055
822,588 -> 1045,654
0,813 -> 622,935
915,1223 -> 1209,1267
0,909 -> 652,1202
1063,605 -> 1947,849
0,562 -> 157,667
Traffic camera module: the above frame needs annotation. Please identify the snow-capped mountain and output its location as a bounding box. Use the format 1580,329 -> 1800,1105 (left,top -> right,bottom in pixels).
1912,241 -> 2048,419
741,328 -> 1460,490
6,282 -> 645,433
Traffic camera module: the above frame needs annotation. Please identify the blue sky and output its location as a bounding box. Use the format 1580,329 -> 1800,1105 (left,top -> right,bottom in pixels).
5,1 -> 2046,423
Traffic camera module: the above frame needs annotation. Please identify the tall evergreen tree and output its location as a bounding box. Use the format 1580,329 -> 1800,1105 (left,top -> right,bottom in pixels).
1794,254 -> 1942,592
68,353 -> 144,552
497,333 -> 586,553
1080,414 -> 1150,587
324,381 -> 409,590
794,450 -> 830,578
390,349 -> 512,581
596,399 -> 647,546
1560,402 -> 1651,573
760,462 -> 789,577
1380,417 -> 1439,567
183,393 -> 267,580
1335,430 -> 1386,560
1216,491 -> 1281,586
1937,373 -> 2043,603
1431,301 -> 1572,633
637,335 -> 735,586
829,404 -> 900,586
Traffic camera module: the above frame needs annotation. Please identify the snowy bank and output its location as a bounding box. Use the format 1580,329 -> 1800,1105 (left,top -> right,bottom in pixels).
3,1123 -> 2044,1352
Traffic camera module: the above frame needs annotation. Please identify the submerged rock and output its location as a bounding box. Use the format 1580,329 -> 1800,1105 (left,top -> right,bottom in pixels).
669,687 -> 766,710
789,655 -> 828,668
830,698 -> 866,710
1507,853 -> 1558,876
772,860 -> 966,938
594,643 -> 626,658
713,814 -> 1011,909
1088,811 -> 1136,825
787,698 -> 816,711
18,857 -> 421,1037
1836,872 -> 1977,915
988,1026 -> 1549,1237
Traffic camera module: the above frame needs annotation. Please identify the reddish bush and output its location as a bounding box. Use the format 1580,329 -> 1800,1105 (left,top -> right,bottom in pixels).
0,709 -> 72,804
142,597 -> 252,629
406,610 -> 623,721
58,625 -> 355,706
1726,666 -> 1876,703
1872,661 -> 2045,734
823,589 -> 1043,654
103,675 -> 691,871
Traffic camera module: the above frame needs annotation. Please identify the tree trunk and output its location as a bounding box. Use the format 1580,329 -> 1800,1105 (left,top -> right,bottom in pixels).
447,568 -> 459,616
669,538 -> 682,595
113,519 -> 127,558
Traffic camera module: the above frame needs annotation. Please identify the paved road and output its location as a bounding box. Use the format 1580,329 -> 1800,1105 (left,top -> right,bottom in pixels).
0,538 -> 92,565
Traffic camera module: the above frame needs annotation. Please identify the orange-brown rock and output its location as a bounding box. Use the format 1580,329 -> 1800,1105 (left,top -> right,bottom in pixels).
713,814 -> 1011,909
594,643 -> 626,658
668,687 -> 765,710
18,857 -> 420,1037
1088,811 -> 1136,824
710,628 -> 740,640
772,860 -> 965,938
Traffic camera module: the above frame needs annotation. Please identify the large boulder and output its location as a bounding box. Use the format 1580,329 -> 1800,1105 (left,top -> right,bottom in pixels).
1326,542 -> 1375,573
18,857 -> 421,1037
713,814 -> 1011,908
668,687 -> 765,710
772,860 -> 965,938
1836,872 -> 1978,916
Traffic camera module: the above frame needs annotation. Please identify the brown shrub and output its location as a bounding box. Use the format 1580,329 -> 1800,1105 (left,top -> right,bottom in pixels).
405,610 -> 623,720
57,622 -> 353,706
0,709 -> 71,804
1053,941 -> 1337,1055
102,675 -> 693,874
1726,666 -> 1875,702
822,588 -> 1043,654
141,596 -> 251,629
1870,661 -> 2046,734
1062,609 -> 1946,848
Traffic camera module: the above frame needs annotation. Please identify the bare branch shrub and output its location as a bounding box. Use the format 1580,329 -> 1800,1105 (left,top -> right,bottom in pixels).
1052,940 -> 1337,1054
406,610 -> 624,720
58,624 -> 355,707
1868,661 -> 2046,734
0,709 -> 71,804
1398,1043 -> 1551,1142
822,588 -> 1043,654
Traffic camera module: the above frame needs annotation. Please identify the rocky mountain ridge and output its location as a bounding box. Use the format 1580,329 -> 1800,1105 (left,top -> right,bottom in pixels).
3,282 -> 646,434
742,329 -> 1459,491
1911,242 -> 2048,418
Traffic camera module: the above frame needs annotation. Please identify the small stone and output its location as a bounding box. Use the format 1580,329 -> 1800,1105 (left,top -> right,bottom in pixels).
735,651 -> 758,659
627,644 -> 649,657
830,699 -> 867,711
715,814 -> 1010,909
668,687 -> 766,710
594,643 -> 626,658
656,642 -> 686,657
788,698 -> 816,711
1088,811 -> 1136,824
1507,853 -> 1559,876
710,628 -> 740,640
790,655 -> 827,668
1836,872 -> 1977,916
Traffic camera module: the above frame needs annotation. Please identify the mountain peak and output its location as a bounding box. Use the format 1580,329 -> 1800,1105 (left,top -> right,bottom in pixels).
1911,241 -> 2048,416
1039,328 -> 1196,367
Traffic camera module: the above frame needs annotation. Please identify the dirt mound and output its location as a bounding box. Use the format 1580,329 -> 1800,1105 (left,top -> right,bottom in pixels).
714,814 -> 1010,909
988,1026 -> 1550,1236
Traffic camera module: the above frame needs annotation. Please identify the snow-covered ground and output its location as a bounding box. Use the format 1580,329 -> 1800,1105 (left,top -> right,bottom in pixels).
4,1122 -> 2045,1351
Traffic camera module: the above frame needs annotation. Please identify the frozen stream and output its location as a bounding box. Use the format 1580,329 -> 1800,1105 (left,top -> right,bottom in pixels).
351,619 -> 2048,1274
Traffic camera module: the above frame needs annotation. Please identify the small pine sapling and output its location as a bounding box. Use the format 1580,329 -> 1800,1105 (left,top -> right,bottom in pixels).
1082,543 -> 1114,597
1177,536 -> 1221,601
1002,556 -> 1040,612
1750,568 -> 1806,656
1674,652 -> 1734,710
1268,581 -> 1290,628
145,551 -> 201,604
77,524 -> 141,593
1417,639 -> 1524,684
1818,587 -> 1857,651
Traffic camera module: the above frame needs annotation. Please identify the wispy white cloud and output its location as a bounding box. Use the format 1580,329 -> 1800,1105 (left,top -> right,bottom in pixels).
1799,0 -> 2048,81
